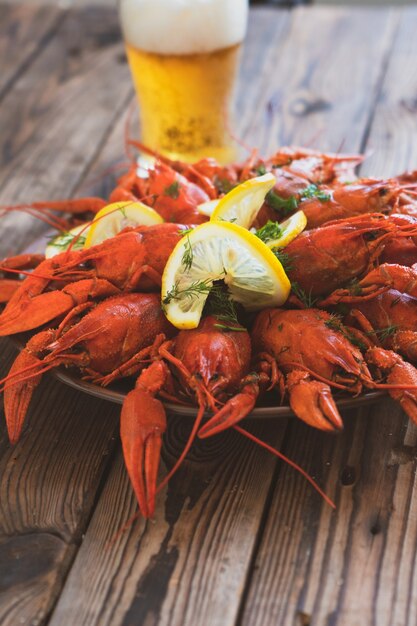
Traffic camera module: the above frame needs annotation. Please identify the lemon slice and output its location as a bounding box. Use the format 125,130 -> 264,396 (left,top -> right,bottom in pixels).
161,221 -> 291,329
197,199 -> 219,217
84,201 -> 163,248
45,224 -> 89,258
256,210 -> 307,249
210,173 -> 275,228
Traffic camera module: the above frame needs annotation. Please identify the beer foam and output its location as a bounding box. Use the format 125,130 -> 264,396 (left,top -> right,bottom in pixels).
120,0 -> 248,55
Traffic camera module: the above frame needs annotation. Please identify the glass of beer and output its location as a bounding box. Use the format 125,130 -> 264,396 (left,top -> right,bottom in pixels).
119,0 -> 248,164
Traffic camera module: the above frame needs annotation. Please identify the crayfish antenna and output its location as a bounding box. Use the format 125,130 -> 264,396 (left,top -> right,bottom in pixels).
233,425 -> 336,509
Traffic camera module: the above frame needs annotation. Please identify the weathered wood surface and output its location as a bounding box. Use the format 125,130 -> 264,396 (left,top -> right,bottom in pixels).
1,4 -> 417,626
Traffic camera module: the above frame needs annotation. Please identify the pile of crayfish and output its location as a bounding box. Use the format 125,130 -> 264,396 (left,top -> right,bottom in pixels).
3,142 -> 417,517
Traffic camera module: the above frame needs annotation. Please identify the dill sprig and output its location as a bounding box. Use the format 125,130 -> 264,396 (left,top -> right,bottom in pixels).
254,164 -> 267,176
291,282 -> 318,308
255,220 -> 282,244
324,313 -> 367,350
265,190 -> 298,216
164,181 -> 180,199
181,235 -> 193,271
300,184 -> 331,202
205,284 -> 246,332
47,231 -> 86,250
214,177 -> 236,195
370,325 -> 398,341
162,277 -> 214,307
272,249 -> 293,273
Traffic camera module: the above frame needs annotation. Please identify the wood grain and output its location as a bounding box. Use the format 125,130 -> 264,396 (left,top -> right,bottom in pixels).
360,7 -> 417,178
241,7 -> 417,626
0,4 -> 64,100
49,421 -> 289,626
0,5 -> 132,256
241,6 -> 401,153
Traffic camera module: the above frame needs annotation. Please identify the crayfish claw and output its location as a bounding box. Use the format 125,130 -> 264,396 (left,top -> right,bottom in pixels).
3,329 -> 56,444
198,382 -> 259,439
287,370 -> 344,432
120,388 -> 167,518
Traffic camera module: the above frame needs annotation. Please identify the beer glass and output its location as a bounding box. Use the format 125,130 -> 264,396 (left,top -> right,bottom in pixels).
119,0 -> 248,164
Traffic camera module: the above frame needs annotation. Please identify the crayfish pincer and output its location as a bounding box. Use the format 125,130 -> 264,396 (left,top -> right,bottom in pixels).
250,308 -> 417,431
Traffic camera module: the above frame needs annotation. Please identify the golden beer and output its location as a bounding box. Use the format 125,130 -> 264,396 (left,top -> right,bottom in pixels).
119,0 -> 248,163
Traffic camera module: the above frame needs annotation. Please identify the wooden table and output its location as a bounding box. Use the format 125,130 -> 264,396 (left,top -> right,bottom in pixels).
1,4 -> 417,625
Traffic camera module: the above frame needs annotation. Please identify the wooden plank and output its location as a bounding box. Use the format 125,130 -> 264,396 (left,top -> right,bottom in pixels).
0,4 -> 64,100
0,339 -> 121,626
0,5 -> 132,256
0,3 -> 65,100
240,404 -> 417,626
242,6 -> 400,153
360,7 -> 417,178
240,8 -> 417,626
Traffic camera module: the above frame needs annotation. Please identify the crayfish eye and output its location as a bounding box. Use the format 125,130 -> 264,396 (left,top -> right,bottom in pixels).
210,373 -> 219,381
363,230 -> 380,242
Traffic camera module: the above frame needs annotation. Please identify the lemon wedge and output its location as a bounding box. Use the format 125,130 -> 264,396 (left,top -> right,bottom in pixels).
161,221 -> 291,329
45,224 -> 89,258
210,173 -> 275,228
255,210 -> 307,249
84,201 -> 163,248
197,199 -> 220,217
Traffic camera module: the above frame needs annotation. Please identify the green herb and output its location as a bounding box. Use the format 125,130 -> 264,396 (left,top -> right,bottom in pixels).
272,249 -> 293,273
214,177 -> 236,195
291,282 -> 318,308
162,277 -> 215,307
265,190 -> 298,216
324,314 -> 367,350
347,278 -> 362,296
164,181 -> 180,199
48,231 -> 86,250
213,323 -> 246,332
300,184 -> 331,202
206,284 -> 240,325
119,206 -> 127,218
181,235 -> 193,271
255,164 -> 267,176
371,325 -> 398,341
277,323 -> 283,331
180,226 -> 194,237
255,220 -> 282,244
324,313 -> 344,331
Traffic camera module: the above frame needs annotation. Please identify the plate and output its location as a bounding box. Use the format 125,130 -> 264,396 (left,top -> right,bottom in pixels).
10,336 -> 385,419
6,235 -> 386,420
